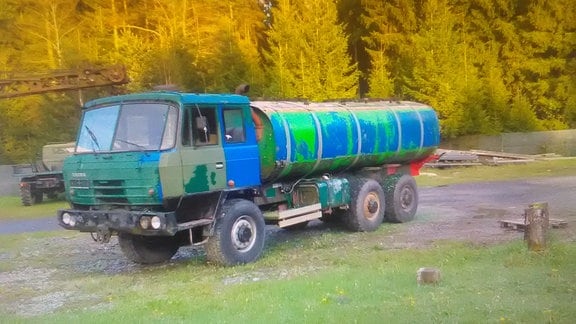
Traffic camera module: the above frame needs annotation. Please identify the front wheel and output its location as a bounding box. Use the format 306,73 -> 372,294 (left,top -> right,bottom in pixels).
384,174 -> 418,223
205,199 -> 265,266
118,233 -> 179,264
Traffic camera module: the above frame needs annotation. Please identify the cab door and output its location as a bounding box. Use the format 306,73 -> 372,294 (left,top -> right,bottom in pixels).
220,105 -> 261,188
180,105 -> 227,194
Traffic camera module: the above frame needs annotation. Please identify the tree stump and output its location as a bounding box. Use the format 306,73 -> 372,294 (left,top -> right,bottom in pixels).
524,202 -> 549,251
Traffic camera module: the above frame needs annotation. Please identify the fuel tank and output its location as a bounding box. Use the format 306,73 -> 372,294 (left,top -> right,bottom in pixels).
250,100 -> 440,183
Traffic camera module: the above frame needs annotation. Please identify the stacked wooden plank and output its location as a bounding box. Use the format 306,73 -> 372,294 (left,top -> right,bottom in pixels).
427,149 -> 481,168
499,218 -> 568,231
427,149 -> 546,168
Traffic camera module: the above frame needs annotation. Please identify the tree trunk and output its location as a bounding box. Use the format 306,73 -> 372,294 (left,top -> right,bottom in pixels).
524,202 -> 549,251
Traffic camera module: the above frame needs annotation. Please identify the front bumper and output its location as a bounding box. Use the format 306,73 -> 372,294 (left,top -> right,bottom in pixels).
57,209 -> 178,236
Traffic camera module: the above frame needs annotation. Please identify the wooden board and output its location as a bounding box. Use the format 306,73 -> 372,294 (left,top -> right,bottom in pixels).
499,218 -> 568,231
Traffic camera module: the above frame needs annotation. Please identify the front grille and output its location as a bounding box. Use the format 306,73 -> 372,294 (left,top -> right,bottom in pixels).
93,179 -> 128,204
70,179 -> 90,188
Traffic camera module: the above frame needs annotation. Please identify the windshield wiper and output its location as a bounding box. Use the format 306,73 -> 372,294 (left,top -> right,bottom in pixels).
84,126 -> 101,151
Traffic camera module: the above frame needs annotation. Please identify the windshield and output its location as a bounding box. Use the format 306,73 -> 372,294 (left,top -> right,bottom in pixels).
76,102 -> 178,153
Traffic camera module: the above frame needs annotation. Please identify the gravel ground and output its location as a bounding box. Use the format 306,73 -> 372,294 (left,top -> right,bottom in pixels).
1,176 -> 575,317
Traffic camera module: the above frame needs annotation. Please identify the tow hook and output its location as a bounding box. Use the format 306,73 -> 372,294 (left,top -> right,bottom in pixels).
91,226 -> 112,243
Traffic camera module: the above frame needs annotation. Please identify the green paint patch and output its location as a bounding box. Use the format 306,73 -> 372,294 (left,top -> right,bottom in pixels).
185,165 -> 209,193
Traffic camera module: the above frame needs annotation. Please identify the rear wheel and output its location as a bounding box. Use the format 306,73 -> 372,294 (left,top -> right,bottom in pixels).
20,185 -> 32,206
205,199 -> 265,266
384,174 -> 418,223
341,178 -> 385,232
118,233 -> 179,264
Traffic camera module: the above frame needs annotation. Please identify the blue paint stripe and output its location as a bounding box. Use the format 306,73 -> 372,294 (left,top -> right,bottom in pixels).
397,110 -> 422,150
139,151 -> 161,162
419,110 -> 441,147
383,110 -> 400,153
318,112 -> 353,158
270,114 -> 287,161
358,117 -> 378,154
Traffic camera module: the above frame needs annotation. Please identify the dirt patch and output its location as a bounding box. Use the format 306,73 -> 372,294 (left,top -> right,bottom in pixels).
412,177 -> 576,245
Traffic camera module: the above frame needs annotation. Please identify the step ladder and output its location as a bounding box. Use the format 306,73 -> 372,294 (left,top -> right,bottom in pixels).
277,203 -> 322,228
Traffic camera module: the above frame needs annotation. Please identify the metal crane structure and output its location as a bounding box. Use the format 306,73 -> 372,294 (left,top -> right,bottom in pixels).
0,64 -> 128,100
0,64 -> 129,206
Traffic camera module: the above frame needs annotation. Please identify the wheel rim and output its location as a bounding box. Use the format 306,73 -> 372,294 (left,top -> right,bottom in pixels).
399,186 -> 414,210
231,215 -> 257,252
363,192 -> 381,220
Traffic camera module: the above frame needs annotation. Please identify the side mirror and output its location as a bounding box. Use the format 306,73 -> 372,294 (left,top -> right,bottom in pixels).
195,116 -> 207,130
195,116 -> 209,143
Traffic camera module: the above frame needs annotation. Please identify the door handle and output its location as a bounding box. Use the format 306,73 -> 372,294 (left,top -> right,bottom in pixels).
215,162 -> 224,169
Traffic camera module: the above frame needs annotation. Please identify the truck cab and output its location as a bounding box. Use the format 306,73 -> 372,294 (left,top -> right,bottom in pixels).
59,92 -> 264,264
71,92 -> 260,199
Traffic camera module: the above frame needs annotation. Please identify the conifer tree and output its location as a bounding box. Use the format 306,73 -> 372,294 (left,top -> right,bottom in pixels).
201,1 -> 267,94
402,0 -> 471,137
337,0 -> 371,96
361,0 -> 416,98
514,0 -> 575,129
264,0 -> 359,101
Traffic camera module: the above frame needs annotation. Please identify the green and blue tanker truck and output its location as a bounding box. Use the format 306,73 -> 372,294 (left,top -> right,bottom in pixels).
57,91 -> 440,265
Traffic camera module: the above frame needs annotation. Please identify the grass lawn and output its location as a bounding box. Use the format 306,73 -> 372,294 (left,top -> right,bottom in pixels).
0,196 -> 68,221
418,158 -> 576,187
0,232 -> 574,323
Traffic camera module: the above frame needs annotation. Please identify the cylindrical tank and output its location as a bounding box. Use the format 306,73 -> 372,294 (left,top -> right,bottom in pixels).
250,100 -> 440,183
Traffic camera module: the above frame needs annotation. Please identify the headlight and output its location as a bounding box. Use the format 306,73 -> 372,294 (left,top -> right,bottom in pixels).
139,216 -> 151,229
68,216 -> 77,227
151,216 -> 162,229
62,212 -> 71,225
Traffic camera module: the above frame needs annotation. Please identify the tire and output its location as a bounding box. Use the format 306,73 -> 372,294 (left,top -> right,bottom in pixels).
20,185 -> 33,206
341,178 -> 385,232
118,233 -> 179,264
384,174 -> 418,223
205,199 -> 265,266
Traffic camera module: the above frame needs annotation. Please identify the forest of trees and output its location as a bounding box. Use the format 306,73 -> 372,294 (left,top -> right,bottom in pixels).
0,0 -> 574,164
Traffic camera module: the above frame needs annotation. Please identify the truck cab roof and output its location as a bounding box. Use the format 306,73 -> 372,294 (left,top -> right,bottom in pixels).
84,91 -> 250,109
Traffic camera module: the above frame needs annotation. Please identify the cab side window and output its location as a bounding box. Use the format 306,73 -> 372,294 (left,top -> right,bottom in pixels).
182,106 -> 218,146
223,109 -> 245,143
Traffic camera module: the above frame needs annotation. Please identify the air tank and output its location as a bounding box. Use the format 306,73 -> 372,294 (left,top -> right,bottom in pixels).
250,100 -> 440,183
